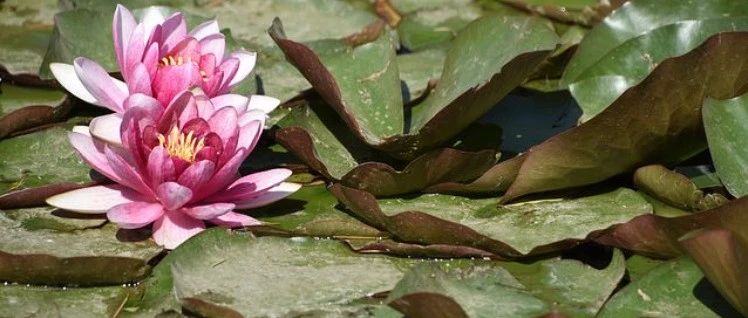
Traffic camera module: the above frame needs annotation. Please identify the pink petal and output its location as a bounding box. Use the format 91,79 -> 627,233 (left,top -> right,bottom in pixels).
68,132 -> 120,183
147,146 -> 175,187
46,184 -> 146,214
139,7 -> 167,35
229,50 -> 256,87
122,93 -> 162,114
107,201 -> 164,229
209,211 -> 261,228
73,58 -> 128,112
196,94 -> 216,119
127,63 -> 152,96
210,94 -> 248,113
142,43 -> 160,80
193,149 -> 246,201
156,182 -> 193,210
123,23 -> 149,81
181,203 -> 234,220
152,210 -> 205,249
199,33 -> 225,62
189,20 -> 220,41
176,160 -> 215,192
153,63 -> 201,107
158,91 -> 195,132
234,182 -> 301,209
113,4 -> 136,73
207,106 -> 238,141
208,168 -> 292,203
160,12 -> 187,54
50,63 -> 100,106
215,58 -> 239,93
89,114 -> 123,146
105,146 -> 155,197
237,116 -> 263,151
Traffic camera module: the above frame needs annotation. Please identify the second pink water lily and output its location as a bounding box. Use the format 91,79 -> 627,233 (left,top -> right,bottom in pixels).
50,4 -> 257,112
47,91 -> 299,249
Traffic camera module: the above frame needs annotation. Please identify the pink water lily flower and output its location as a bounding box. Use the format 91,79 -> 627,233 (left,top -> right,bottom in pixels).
47,91 -> 299,249
50,4 -> 257,112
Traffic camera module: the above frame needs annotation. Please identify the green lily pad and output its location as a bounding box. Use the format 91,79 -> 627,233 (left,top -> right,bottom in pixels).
0,285 -> 130,318
2,206 -> 106,231
703,94 -> 748,198
275,97 -> 499,196
625,254 -> 666,282
387,250 -> 625,317
596,195 -> 748,258
0,126 -> 92,194
563,0 -> 748,120
0,84 -> 70,138
396,48 -> 446,100
252,185 -> 382,238
0,25 -> 53,78
498,32 -> 748,201
598,257 -> 741,318
272,14 -> 557,159
128,229 -> 413,316
332,184 -> 651,256
394,0 -> 483,51
0,211 -> 162,285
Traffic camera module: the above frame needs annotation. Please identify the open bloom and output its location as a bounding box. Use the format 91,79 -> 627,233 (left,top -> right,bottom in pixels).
47,91 -> 299,249
50,4 -> 258,112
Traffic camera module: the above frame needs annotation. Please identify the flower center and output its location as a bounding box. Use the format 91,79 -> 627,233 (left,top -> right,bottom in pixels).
159,55 -> 187,67
157,127 -> 205,162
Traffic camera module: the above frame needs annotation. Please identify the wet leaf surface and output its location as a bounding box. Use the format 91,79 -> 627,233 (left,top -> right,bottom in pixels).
387,250 -> 625,317
563,0 -> 748,120
598,257 -> 742,318
501,32 -> 748,201
0,285 -> 129,318
129,228 -> 414,317
0,125 -> 93,194
332,184 -> 651,256
0,212 -> 162,285
703,94 -> 748,198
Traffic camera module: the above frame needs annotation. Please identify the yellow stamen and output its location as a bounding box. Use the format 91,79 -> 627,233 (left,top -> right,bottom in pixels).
157,127 -> 205,162
159,55 -> 189,67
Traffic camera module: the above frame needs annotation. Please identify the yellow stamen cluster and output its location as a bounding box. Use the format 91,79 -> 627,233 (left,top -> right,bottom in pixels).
157,127 -> 205,162
160,55 -> 186,66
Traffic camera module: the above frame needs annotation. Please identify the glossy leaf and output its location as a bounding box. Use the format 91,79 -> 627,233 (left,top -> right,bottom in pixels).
252,185 -> 383,238
703,94 -> 748,198
598,257 -> 741,317
0,285 -> 130,318
332,184 -> 651,256
563,0 -> 748,120
0,126 -> 92,194
130,228 -> 413,316
387,250 -> 625,317
0,212 -> 162,285
596,195 -> 748,258
499,32 -> 748,201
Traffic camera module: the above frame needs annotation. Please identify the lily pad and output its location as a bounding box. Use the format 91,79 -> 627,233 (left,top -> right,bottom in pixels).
272,14 -> 558,159
0,84 -> 70,138
499,32 -> 748,201
129,228 -> 413,316
596,195 -> 748,258
562,0 -> 748,120
394,0 -> 483,51
252,185 -> 383,238
0,25 -> 53,80
598,257 -> 741,318
0,211 -> 162,285
0,285 -> 130,318
0,126 -> 92,194
2,206 -> 105,231
275,97 -> 499,196
331,184 -> 651,256
387,250 -> 625,317
703,94 -> 748,198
